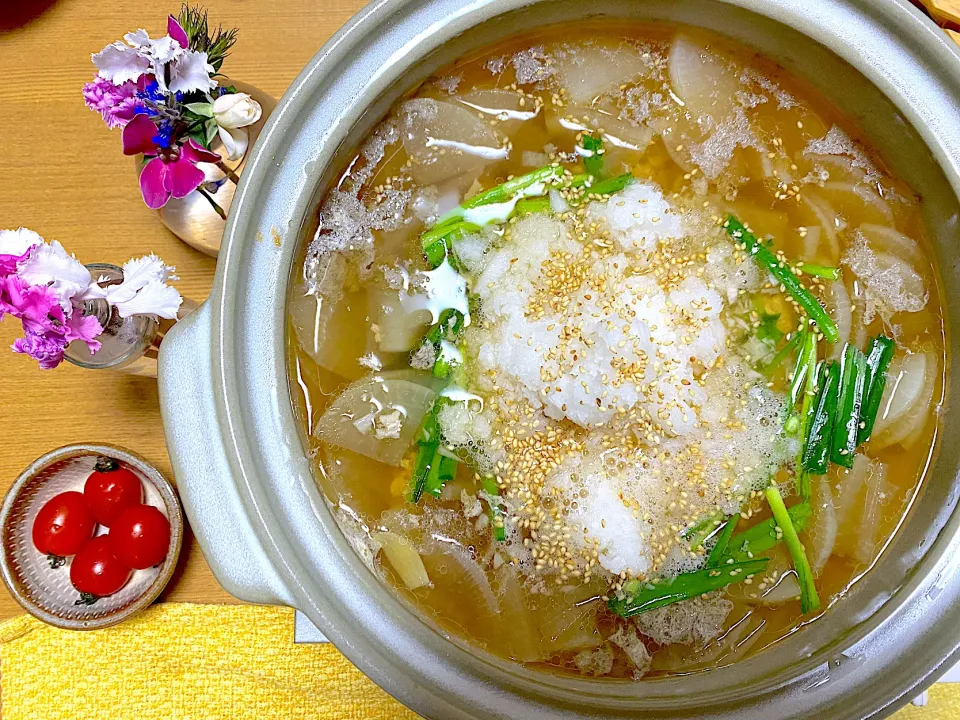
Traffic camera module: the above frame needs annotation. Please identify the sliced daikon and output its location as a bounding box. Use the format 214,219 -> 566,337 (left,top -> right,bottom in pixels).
554,43 -> 655,105
668,34 -> 739,120
314,370 -> 444,466
401,98 -> 507,184
370,285 -> 433,353
455,89 -> 539,134
290,284 -> 370,380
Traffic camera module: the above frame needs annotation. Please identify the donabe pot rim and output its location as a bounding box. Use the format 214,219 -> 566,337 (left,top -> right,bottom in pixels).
207,0 -> 960,717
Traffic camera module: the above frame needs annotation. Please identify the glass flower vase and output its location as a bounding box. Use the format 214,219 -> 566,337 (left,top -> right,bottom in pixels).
136,80 -> 275,258
64,263 -> 196,378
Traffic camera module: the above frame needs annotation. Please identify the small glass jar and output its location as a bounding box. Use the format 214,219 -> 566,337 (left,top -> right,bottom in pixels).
64,263 -> 196,378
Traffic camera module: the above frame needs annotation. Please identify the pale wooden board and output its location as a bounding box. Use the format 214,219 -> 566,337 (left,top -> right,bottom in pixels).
0,0 -> 365,621
923,0 -> 960,26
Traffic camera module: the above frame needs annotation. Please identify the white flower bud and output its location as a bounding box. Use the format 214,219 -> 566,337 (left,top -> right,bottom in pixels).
213,92 -> 263,129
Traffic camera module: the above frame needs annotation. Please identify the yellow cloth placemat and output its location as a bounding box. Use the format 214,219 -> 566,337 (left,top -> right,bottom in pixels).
0,602 -> 955,719
0,604 -> 419,720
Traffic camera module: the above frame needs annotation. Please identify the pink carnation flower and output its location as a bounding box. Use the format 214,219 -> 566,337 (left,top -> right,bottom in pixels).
0,274 -> 102,370
82,76 -> 139,129
12,332 -> 67,371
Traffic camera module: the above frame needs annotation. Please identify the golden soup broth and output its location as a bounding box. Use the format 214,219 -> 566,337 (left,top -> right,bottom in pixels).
288,21 -> 945,678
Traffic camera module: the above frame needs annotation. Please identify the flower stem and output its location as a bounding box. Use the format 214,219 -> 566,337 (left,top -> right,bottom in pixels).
217,161 -> 241,185
197,188 -> 227,219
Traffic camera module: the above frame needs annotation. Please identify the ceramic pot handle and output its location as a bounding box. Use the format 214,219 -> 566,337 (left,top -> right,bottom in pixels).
158,301 -> 294,606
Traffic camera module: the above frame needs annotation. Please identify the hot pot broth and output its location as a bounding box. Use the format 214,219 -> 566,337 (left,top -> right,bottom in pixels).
288,22 -> 945,678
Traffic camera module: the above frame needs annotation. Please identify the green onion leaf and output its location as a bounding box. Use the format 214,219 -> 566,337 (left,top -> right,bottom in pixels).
581,134 -> 604,178
435,165 -> 564,226
514,196 -> 551,216
706,515 -> 739,568
409,401 -> 444,503
802,361 -> 841,475
761,330 -> 802,376
481,475 -> 506,542
421,220 -> 481,268
764,486 -> 820,613
608,558 -> 770,617
725,217 -> 840,343
720,502 -> 811,563
681,511 -> 724,551
799,263 -> 841,281
858,335 -> 896,443
830,344 -> 867,468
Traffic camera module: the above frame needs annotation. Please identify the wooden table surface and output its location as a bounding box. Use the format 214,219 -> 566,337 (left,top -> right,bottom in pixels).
0,0 -> 366,621
1,0 -> 959,625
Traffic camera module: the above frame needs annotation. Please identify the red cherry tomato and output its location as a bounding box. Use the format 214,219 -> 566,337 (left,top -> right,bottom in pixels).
32,492 -> 96,558
83,457 -> 143,526
110,505 -> 171,569
70,535 -> 131,597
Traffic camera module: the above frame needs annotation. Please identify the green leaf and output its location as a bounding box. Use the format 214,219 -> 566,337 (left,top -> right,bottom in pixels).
185,102 -> 214,117
186,123 -> 208,148
205,118 -> 220,146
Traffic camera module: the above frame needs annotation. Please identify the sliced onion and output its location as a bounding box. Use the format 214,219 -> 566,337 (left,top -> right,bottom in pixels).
797,194 -> 842,261
495,567 -> 545,661
818,181 -> 894,225
724,617 -> 766,663
401,98 -> 506,185
760,570 -> 801,604
871,352 -> 934,447
801,225 -> 823,261
856,461 -> 891,565
374,531 -> 430,590
858,223 -> 924,267
809,476 -> 838,574
689,611 -> 752,665
872,252 -> 927,304
835,455 -> 872,532
421,541 -> 500,616
314,370 -> 444,466
668,34 -> 739,120
872,353 -> 936,450
827,281 -> 852,359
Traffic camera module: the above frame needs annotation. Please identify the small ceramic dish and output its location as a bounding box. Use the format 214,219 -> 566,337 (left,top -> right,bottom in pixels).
0,444 -> 183,630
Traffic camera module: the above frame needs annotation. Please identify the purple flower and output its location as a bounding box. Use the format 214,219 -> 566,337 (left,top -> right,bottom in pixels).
0,275 -> 102,370
0,275 -> 63,330
82,76 -> 139,129
122,114 -> 221,209
12,332 -> 67,370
